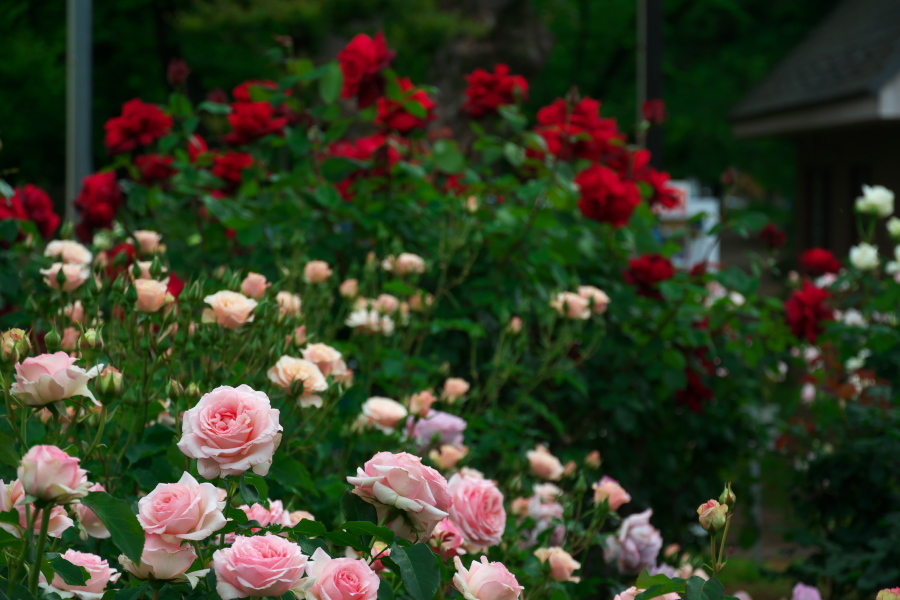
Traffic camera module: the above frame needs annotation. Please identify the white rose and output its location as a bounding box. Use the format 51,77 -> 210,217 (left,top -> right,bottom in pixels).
855,184 -> 894,217
888,217 -> 900,239
849,243 -> 879,271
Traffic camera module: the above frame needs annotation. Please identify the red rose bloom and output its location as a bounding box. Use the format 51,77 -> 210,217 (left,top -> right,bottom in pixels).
576,164 -> 641,227
0,194 -> 27,225
223,102 -> 288,146
376,78 -> 436,133
13,185 -> 60,238
212,152 -> 255,188
760,224 -> 788,249
104,242 -> 136,279
786,282 -> 833,343
534,97 -> 623,162
167,58 -> 190,86
800,248 -> 840,276
207,88 -> 230,104
74,172 -> 123,241
136,154 -> 177,184
104,99 -> 173,154
623,254 -> 675,299
167,272 -> 185,298
188,135 -> 210,163
232,80 -> 280,103
329,135 -> 401,200
676,368 -> 714,413
462,64 -> 528,118
631,151 -> 680,210
339,32 -> 395,108
642,99 -> 667,124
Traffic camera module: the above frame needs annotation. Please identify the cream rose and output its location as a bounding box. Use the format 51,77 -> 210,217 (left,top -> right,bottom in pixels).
578,285 -> 610,314
45,240 -> 93,265
41,263 -> 92,291
267,356 -> 328,396
301,343 -> 343,376
202,290 -> 258,328
534,547 -> 581,583
526,445 -> 565,481
135,279 -> 174,313
276,291 -> 303,318
241,272 -> 271,299
133,230 -> 163,254
359,397 -> 408,433
304,260 -> 333,283
550,292 -> 591,320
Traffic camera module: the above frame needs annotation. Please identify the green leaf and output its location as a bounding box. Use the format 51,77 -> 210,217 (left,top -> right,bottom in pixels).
342,521 -> 395,544
341,491 -> 378,524
0,527 -> 21,548
503,142 -> 525,167
294,536 -> 328,556
115,583 -> 150,600
322,158 -> 364,183
239,473 -> 262,506
80,492 -> 145,564
731,211 -> 768,234
383,543 -> 441,600
270,456 -> 318,496
319,62 -> 344,105
432,140 -> 465,174
684,576 -> 725,600
378,581 -> 396,600
48,553 -> 89,586
0,220 -> 20,242
313,185 -> 342,209
292,519 -> 327,537
0,433 -> 19,468
324,529 -> 367,550
198,101 -> 232,115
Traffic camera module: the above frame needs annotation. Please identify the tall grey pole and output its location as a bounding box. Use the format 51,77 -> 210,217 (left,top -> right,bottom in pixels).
637,0 -> 664,168
66,0 -> 93,221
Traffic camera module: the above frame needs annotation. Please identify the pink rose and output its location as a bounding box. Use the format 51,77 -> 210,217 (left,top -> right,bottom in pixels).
61,327 -> 81,352
614,587 -> 680,600
239,499 -> 311,530
120,534 -> 198,581
292,325 -> 308,347
411,411 -> 467,451
696,499 -> 728,532
409,390 -> 437,416
604,509 -> 662,574
0,479 -> 73,538
592,477 -> 631,510
339,278 -> 359,298
448,471 -> 506,549
45,240 -> 93,265
202,290 -> 258,328
507,316 -> 523,334
306,547 -> 380,600
304,260 -> 333,283
373,293 -> 400,314
177,385 -> 282,478
408,292 -> 434,313
347,451 -> 451,541
429,444 -> 469,470
515,488 -> 565,549
268,356 -> 329,397
39,550 -> 119,599
301,343 -> 343,376
214,534 -> 309,599
12,352 -> 101,406
137,472 -> 226,543
442,378 -> 470,404
76,483 -> 111,539
733,593 -> 754,600
534,547 -> 581,583
133,230 -> 163,254
135,278 -> 173,313
241,272 -> 271,299
360,397 -> 408,433
431,517 -> 465,559
526,445 -> 565,481
453,556 -> 524,600
276,291 -> 303,318
331,359 -> 353,386
585,450 -> 602,468
64,301 -> 86,323
792,583 -> 823,600
550,292 -> 590,320
18,444 -> 90,502
382,253 -> 426,275
578,285 -> 610,314
40,262 -> 91,291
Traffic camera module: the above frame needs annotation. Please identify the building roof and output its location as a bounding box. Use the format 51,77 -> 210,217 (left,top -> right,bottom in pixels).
732,0 -> 900,121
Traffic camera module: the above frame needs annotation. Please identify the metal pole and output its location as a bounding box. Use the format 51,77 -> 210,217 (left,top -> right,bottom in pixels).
66,0 -> 93,222
637,0 -> 647,117
645,0 -> 664,169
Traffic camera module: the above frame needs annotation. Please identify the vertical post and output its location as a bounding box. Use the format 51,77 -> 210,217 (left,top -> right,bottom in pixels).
637,0 -> 664,168
66,0 -> 93,221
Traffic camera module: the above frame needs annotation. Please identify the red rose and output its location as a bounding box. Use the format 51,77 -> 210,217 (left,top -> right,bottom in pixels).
188,135 -> 210,163
223,102 -> 288,146
212,152 -> 255,188
13,185 -> 60,238
462,64 -> 528,118
104,99 -> 173,155
207,88 -> 230,104
232,80 -> 280,103
104,243 -> 136,279
376,78 -> 436,133
534,97 -> 623,162
167,58 -> 190,86
623,254 -> 675,299
760,224 -> 787,250
785,281 -> 834,343
339,32 -> 395,108
167,272 -> 185,298
136,154 -> 177,184
634,163 -> 680,210
576,164 -> 641,227
676,368 -> 714,413
0,194 -> 27,226
329,135 -> 401,200
642,99 -> 667,125
74,172 -> 123,241
800,248 -> 840,276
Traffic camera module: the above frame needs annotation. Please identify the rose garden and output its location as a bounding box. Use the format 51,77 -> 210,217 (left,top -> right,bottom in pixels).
1,26 -> 899,600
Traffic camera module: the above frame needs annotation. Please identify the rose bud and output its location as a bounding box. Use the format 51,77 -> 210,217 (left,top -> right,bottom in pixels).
304,260 -> 333,284
18,445 -> 91,503
44,329 -> 62,351
82,328 -> 103,349
719,482 -> 736,507
696,499 -> 728,533
592,476 -> 631,510
241,272 -> 271,299
97,366 -> 123,398
534,547 -> 581,583
38,550 -> 119,598
442,377 -> 470,404
585,450 -> 601,469
1,329 -> 31,364
527,444 -> 565,481
877,589 -> 900,600
507,316 -> 523,334
340,279 -> 359,298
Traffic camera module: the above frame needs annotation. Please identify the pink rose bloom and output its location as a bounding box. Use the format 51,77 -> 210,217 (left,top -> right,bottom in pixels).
534,547 -> 581,583
507,316 -> 523,334
409,390 -> 437,416
135,279 -> 174,313
585,450 -> 602,468
268,356 -> 329,398
240,499 -> 308,530
241,272 -> 271,299
11,352 -> 101,406
291,325 -> 308,347
178,385 -> 281,479
429,444 -> 469,470
39,550 -> 119,599
373,294 -> 400,314
120,534 -> 198,582
592,477 -> 631,510
792,583 -> 823,600
526,445 -> 565,481
202,290 -> 258,328
304,260 -> 333,283
45,240 -> 93,265
0,479 -> 73,538
306,547 -> 380,600
76,483 -> 111,539
360,397 -> 408,433
517,489 -> 565,549
137,472 -> 226,543
550,292 -> 590,320
411,410 -> 467,451
733,593 -> 754,600
604,509 -> 662,574
302,343 -> 343,376
331,359 -> 354,386
276,291 -> 303,318
347,451 -> 451,541
578,285 -> 611,314
614,587 -> 680,600
442,377 -> 470,403
339,278 -> 359,298
40,262 -> 92,291
510,497 -> 531,518
453,556 -> 523,600
64,300 -> 86,324
382,253 -> 426,275
61,327 -> 81,352
214,534 -> 309,599
408,292 -> 433,313
132,230 -> 163,254
431,517 -> 465,559
448,471 -> 506,550
18,444 -> 91,502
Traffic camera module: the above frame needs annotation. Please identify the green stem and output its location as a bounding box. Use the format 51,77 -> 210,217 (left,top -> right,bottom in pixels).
28,506 -> 51,595
717,515 -> 732,572
218,478 -> 238,549
709,533 -> 718,578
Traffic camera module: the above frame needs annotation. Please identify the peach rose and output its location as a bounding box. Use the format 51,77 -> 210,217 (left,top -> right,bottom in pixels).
301,343 -> 343,376
202,290 -> 258,328
510,497 -> 531,518
614,587 -> 680,600
526,445 -> 565,481
306,547 -> 379,600
373,294 -> 400,314
507,316 -> 523,334
466,195 -> 479,212
592,476 -> 631,510
241,272 -> 271,299
45,240 -> 93,265
11,352 -> 101,406
268,356 -> 328,396
39,550 -> 119,599
360,397 -> 408,433
442,378 -> 470,404
276,291 -> 303,318
408,292 -> 434,313
64,300 -> 86,324
119,534 -> 198,582
550,292 -> 591,320
331,359 -> 354,386
448,471 -> 506,550
585,450 -> 602,468
339,279 -> 359,298
133,230 -> 163,254
429,444 -> 469,470
135,279 -> 174,313
75,483 -> 111,539
453,556 -> 523,600
304,260 -> 333,283
534,547 -> 581,583
41,262 -> 91,291
292,325 -> 308,347
345,309 -> 395,335
61,327 -> 81,352
347,451 -> 451,541
177,385 -> 282,478
18,444 -> 91,502
0,479 -> 73,538
409,390 -> 437,416
382,252 -> 426,275
137,472 -> 226,543
578,285 -> 611,314
214,534 -> 309,599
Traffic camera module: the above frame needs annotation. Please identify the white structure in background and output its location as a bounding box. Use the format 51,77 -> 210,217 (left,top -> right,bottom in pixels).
657,179 -> 720,271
